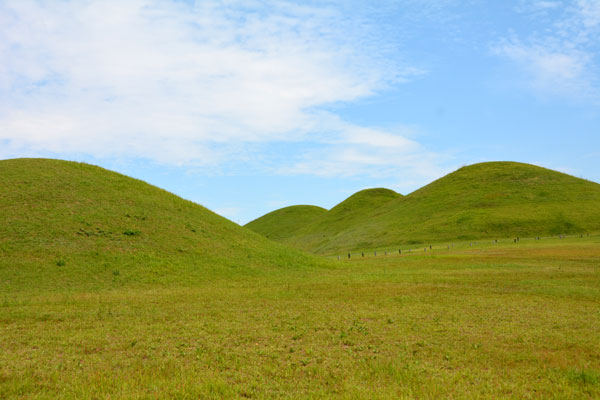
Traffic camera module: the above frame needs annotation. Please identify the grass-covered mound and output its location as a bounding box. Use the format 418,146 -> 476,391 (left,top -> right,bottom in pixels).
245,205 -> 327,241
0,158 -> 319,291
245,188 -> 400,241
251,162 -> 600,254
308,188 -> 401,232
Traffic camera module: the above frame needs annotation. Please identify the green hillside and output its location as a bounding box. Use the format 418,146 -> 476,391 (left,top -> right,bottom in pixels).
0,158 -> 318,292
245,189 -> 400,241
252,162 -> 600,254
317,188 -> 401,230
275,188 -> 402,251
245,205 -> 326,241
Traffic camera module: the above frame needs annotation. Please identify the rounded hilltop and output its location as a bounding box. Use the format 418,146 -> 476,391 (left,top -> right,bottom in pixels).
248,161 -> 600,254
245,188 -> 401,243
245,205 -> 327,241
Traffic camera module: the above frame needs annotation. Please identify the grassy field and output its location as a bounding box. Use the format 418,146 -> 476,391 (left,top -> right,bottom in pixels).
247,162 -> 600,255
2,235 -> 599,399
1,159 -> 599,398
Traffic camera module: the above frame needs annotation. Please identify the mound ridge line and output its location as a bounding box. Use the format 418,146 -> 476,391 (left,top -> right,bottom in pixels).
246,161 -> 600,255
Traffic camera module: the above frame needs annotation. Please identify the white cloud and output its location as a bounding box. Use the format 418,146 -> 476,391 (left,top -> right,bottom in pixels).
0,0 -> 431,172
516,1 -> 562,12
578,0 -> 600,28
278,114 -> 449,186
495,0 -> 600,101
494,42 -> 593,97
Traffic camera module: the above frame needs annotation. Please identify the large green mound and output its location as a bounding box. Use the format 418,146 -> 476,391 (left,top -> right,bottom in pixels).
251,162 -> 600,254
245,205 -> 327,241
0,158 -> 318,291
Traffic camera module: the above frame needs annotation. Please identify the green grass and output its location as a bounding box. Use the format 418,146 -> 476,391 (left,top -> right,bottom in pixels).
2,236 -> 599,398
2,158 -> 600,398
248,162 -> 600,255
246,205 -> 327,241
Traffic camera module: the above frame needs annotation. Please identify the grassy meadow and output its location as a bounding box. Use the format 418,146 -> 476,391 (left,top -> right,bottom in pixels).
2,235 -> 599,399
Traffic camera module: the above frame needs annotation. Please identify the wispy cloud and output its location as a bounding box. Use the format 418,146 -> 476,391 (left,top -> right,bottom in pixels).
494,0 -> 600,101
494,40 -> 594,97
516,1 -> 562,13
278,114 -> 449,186
0,0 -> 442,178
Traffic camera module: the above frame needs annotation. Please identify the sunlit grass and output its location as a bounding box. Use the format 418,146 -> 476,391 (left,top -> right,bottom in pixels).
2,237 -> 599,398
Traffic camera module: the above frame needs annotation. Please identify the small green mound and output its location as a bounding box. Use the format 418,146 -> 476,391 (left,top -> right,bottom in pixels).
245,205 -> 327,241
328,188 -> 401,218
0,158 -> 320,292
291,188 -> 401,239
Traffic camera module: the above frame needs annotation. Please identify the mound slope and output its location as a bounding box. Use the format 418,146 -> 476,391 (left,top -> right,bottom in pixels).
250,162 -> 600,254
245,205 -> 326,241
0,158 -> 317,291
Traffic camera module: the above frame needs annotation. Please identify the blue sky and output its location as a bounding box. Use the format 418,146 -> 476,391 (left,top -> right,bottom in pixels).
1,0 -> 599,224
